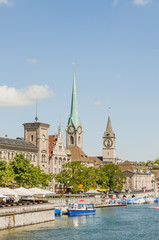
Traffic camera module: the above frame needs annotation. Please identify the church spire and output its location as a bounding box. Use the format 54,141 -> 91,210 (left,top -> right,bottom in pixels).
68,70 -> 80,130
104,115 -> 115,137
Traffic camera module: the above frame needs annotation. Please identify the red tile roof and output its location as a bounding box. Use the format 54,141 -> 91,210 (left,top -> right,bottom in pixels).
49,135 -> 58,157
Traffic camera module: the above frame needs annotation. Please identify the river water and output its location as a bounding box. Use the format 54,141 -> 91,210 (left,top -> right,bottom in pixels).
1,204 -> 159,240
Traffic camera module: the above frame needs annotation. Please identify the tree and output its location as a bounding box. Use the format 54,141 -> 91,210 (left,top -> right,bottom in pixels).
99,164 -> 126,192
10,154 -> 52,188
0,161 -> 15,186
54,161 -> 98,193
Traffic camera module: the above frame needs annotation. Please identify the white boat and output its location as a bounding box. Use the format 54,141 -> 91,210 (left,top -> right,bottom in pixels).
133,198 -> 145,204
145,198 -> 154,204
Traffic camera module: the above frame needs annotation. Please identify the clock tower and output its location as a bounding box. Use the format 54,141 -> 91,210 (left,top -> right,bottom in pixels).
66,71 -> 82,149
103,115 -> 116,164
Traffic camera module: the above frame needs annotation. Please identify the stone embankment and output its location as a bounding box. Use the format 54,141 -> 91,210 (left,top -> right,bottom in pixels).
0,202 -> 55,230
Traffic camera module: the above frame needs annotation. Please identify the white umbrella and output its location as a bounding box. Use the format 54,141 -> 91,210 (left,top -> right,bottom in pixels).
14,187 -> 33,196
0,188 -> 18,196
29,188 -> 53,195
0,194 -> 8,198
85,189 -> 100,194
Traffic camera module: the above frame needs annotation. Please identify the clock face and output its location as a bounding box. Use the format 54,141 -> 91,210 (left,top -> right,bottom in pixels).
42,135 -> 45,142
77,126 -> 82,135
68,126 -> 75,134
104,138 -> 113,148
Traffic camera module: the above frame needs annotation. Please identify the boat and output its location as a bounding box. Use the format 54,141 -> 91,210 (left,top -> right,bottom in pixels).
133,198 -> 145,204
67,203 -> 96,216
145,197 -> 154,204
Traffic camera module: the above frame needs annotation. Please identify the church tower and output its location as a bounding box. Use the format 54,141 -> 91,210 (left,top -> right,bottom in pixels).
23,122 -> 50,173
103,115 -> 116,164
66,70 -> 82,149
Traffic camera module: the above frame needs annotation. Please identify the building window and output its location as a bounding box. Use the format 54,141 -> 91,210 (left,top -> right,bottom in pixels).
0,151 -> 1,159
42,155 -> 46,162
70,136 -> 74,145
31,135 -> 34,141
59,158 -> 62,165
78,136 -> 80,144
59,146 -> 62,152
33,155 -> 35,162
8,152 -> 10,160
11,153 -> 14,160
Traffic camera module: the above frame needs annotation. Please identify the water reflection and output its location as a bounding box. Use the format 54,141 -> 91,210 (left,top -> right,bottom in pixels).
71,216 -> 86,227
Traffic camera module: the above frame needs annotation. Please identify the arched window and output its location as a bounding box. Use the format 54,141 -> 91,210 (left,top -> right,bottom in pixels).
31,135 -> 34,141
42,155 -> 46,162
59,157 -> 62,165
70,136 -> 74,145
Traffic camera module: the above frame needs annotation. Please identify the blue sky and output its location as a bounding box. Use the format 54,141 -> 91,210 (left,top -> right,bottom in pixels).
0,0 -> 159,162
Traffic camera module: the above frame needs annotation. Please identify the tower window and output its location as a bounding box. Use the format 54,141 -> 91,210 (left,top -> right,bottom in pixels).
78,136 -> 80,144
31,135 -> 34,141
70,136 -> 74,145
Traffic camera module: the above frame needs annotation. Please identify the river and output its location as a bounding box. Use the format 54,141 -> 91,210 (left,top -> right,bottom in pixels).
0,204 -> 159,240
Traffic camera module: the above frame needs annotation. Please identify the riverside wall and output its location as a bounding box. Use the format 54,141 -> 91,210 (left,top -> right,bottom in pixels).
0,203 -> 55,230
48,196 -> 101,207
117,190 -> 155,199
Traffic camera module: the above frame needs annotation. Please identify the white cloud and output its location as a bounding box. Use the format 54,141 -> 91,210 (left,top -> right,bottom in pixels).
26,58 -> 39,64
0,0 -> 13,6
94,101 -> 102,106
112,0 -> 119,6
133,0 -> 152,6
0,85 -> 54,107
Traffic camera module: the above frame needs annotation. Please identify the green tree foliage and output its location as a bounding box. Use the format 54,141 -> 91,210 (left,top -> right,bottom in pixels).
9,154 -> 52,188
55,161 -> 98,193
0,161 -> 15,186
54,161 -> 126,193
99,164 -> 126,192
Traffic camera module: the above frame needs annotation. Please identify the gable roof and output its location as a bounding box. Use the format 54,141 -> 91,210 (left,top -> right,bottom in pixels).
0,137 -> 37,150
69,146 -> 102,168
69,146 -> 88,162
118,161 -> 148,173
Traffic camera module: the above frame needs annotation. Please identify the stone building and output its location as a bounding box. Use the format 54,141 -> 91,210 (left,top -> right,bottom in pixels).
49,127 -> 71,192
0,121 -> 50,174
23,122 -> 50,173
0,137 -> 38,163
118,161 -> 154,191
49,127 -> 71,175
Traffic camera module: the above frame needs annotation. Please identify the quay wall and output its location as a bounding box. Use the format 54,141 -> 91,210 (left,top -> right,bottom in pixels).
117,190 -> 155,199
48,196 -> 101,207
0,203 -> 55,230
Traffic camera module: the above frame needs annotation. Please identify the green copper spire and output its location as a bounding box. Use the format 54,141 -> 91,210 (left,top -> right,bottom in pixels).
68,71 -> 80,129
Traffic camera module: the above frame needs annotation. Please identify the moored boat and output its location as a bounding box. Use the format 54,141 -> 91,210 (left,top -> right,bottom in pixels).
133,198 -> 145,204
67,203 -> 96,216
